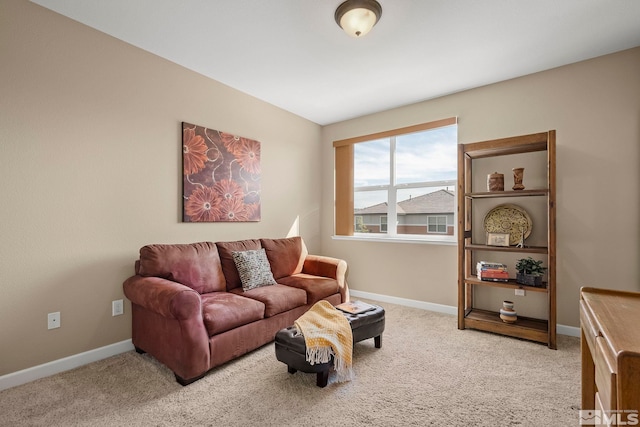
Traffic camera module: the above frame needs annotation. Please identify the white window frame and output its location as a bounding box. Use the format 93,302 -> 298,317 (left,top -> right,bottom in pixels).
354,135 -> 455,238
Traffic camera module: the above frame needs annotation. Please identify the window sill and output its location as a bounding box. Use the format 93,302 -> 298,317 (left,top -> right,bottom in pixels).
332,234 -> 457,246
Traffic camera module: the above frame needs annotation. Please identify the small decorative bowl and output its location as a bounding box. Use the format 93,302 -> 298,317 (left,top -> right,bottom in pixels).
502,300 -> 514,310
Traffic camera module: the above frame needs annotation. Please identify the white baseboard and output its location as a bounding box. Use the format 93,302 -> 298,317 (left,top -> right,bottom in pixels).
350,289 -> 458,315
1,293 -> 581,392
0,339 -> 134,391
556,323 -> 580,338
349,289 -> 580,338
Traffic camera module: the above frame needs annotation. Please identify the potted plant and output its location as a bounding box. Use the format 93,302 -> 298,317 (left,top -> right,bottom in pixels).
515,257 -> 546,287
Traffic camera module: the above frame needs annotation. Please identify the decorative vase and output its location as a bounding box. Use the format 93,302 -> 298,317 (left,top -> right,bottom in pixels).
487,172 -> 504,192
512,167 -> 525,190
499,300 -> 517,323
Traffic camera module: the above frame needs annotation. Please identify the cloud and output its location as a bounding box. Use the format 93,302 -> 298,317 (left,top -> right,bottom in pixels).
353,125 -> 457,194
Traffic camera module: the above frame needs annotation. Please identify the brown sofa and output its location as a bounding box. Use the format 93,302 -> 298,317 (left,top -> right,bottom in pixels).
123,236 -> 349,385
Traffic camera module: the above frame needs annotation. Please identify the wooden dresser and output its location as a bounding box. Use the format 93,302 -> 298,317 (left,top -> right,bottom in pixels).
581,287 -> 640,425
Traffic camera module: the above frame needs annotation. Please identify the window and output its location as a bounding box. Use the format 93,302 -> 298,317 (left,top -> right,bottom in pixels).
334,117 -> 457,242
427,215 -> 447,234
380,215 -> 387,233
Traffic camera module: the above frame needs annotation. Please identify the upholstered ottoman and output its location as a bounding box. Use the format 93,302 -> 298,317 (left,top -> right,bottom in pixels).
274,304 -> 385,387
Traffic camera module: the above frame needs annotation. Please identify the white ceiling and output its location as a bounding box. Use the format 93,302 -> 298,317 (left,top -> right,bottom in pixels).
31,0 -> 640,125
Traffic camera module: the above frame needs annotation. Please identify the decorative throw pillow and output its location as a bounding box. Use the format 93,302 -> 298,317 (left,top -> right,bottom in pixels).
232,249 -> 277,291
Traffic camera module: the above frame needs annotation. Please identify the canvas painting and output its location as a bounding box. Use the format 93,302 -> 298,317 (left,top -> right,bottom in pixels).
182,122 -> 261,222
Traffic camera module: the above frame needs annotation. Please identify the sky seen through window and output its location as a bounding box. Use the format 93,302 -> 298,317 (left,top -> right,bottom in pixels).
354,125 -> 457,209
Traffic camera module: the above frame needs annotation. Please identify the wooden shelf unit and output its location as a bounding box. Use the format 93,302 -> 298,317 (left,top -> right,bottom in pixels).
457,130 -> 556,349
464,308 -> 549,344
464,277 -> 549,293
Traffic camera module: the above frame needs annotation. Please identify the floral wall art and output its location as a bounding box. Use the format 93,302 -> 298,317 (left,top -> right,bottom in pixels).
182,122 -> 261,222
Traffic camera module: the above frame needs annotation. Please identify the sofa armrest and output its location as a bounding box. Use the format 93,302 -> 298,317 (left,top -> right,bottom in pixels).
123,275 -> 210,382
123,275 -> 202,320
302,255 -> 350,303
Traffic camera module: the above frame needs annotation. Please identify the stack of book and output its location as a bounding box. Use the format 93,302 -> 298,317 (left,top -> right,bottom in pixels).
476,261 -> 509,282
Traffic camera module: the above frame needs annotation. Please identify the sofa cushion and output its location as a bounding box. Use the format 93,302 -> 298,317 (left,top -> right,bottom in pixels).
201,292 -> 265,336
277,274 -> 340,305
232,249 -> 277,291
216,239 -> 262,291
260,237 -> 308,280
137,242 -> 226,293
230,284 -> 307,317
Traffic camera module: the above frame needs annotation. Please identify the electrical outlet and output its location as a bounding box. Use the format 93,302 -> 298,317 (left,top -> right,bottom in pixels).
515,289 -> 526,297
112,299 -> 124,316
48,312 -> 60,329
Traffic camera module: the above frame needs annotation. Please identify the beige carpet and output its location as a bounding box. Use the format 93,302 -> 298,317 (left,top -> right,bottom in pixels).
0,300 -> 581,426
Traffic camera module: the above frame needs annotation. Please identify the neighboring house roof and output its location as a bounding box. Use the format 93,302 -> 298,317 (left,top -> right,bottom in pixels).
355,202 -> 404,215
398,189 -> 455,214
355,189 -> 455,215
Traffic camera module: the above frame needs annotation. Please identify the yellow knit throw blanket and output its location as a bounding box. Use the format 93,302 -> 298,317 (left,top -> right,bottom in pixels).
294,300 -> 353,382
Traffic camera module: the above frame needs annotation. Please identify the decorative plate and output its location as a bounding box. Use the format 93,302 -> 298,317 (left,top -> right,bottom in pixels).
483,204 -> 532,245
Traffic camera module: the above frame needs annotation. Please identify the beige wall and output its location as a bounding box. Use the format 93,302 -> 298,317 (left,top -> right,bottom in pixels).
0,1 -> 322,375
322,47 -> 640,329
2,0 -> 639,378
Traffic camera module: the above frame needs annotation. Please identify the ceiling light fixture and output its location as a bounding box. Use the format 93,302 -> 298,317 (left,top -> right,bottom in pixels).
334,0 -> 382,38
